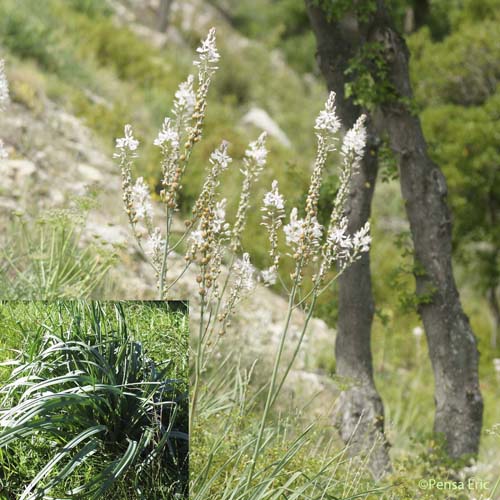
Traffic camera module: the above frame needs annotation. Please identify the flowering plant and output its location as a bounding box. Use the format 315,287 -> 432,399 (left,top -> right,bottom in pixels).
115,28 -> 371,495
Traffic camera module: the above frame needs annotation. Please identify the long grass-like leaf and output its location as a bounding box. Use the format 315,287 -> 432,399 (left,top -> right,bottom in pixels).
20,425 -> 107,500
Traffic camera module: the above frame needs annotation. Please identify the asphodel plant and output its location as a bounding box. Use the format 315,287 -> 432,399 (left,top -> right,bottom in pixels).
114,28 -> 372,494
0,302 -> 187,498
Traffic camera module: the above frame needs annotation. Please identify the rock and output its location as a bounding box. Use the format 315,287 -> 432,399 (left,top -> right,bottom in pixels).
85,220 -> 130,247
0,197 -> 19,212
0,159 -> 37,195
77,163 -> 105,184
129,23 -> 169,49
241,107 -> 291,148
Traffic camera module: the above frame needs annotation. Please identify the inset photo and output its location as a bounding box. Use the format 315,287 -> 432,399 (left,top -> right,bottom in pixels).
0,300 -> 188,499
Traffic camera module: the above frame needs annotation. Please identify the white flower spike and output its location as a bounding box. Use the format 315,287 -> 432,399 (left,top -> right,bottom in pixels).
194,27 -> 220,69
115,124 -> 139,157
315,92 -> 340,135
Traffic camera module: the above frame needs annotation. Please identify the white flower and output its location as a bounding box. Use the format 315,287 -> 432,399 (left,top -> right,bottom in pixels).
212,198 -> 229,234
310,217 -> 323,242
0,59 -> 9,110
261,266 -> 277,286
174,74 -> 196,116
284,207 -> 323,253
210,142 -> 232,171
263,180 -> 284,210
234,253 -> 255,292
328,219 -> 351,247
147,227 -> 165,258
245,132 -> 268,169
194,27 -> 220,68
0,138 -> 8,159
115,124 -> 139,155
325,218 -> 370,265
315,92 -> 340,135
341,114 -> 367,161
132,177 -> 153,220
189,229 -> 205,246
285,210 -> 322,251
284,208 -> 305,247
154,117 -> 180,148
493,358 -> 500,374
412,326 -> 424,338
352,221 -> 371,253
326,217 -> 353,261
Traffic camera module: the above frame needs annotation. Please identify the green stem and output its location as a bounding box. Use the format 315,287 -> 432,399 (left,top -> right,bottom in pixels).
271,293 -> 318,408
158,209 -> 173,299
189,273 -> 206,434
246,262 -> 302,489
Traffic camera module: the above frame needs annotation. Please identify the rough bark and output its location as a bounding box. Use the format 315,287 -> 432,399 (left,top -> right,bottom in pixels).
367,1 -> 483,458
305,2 -> 392,479
157,0 -> 173,33
487,285 -> 499,349
306,0 -> 484,460
335,138 -> 392,479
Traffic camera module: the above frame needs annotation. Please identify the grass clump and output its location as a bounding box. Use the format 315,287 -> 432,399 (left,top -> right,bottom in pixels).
0,301 -> 188,499
0,196 -> 117,300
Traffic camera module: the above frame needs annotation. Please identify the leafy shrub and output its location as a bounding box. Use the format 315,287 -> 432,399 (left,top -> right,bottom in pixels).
65,0 -> 112,18
0,12 -> 56,72
409,21 -> 500,107
0,301 -> 188,499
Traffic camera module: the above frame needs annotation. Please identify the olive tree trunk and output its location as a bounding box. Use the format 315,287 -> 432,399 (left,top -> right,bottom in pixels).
368,0 -> 483,457
158,0 -> 173,33
305,2 -> 392,479
307,0 -> 483,458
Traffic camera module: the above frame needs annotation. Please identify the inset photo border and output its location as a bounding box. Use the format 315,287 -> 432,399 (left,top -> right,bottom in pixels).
0,300 -> 188,499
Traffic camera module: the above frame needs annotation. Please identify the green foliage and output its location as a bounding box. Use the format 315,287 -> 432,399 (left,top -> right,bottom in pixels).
388,435 -> 482,500
345,42 -> 395,109
378,137 -> 399,183
0,301 -> 188,499
312,0 -> 377,23
408,8 -> 500,295
0,201 -> 117,300
0,5 -> 57,72
191,359 -> 388,499
409,22 -> 500,107
384,231 -> 438,312
420,95 -> 500,289
65,0 -> 112,18
215,0 -> 316,73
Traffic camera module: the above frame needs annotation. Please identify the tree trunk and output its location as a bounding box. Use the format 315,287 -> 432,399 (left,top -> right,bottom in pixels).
366,0 -> 483,458
487,286 -> 499,349
158,0 -> 173,33
305,2 -> 392,479
335,137 -> 392,479
413,0 -> 430,30
306,0 -> 483,460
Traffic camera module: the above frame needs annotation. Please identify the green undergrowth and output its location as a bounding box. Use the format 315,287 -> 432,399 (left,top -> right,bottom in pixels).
0,193 -> 118,300
190,358 -> 387,499
0,301 -> 189,499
